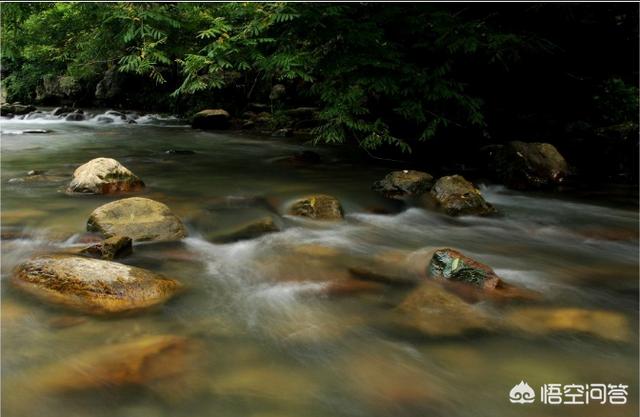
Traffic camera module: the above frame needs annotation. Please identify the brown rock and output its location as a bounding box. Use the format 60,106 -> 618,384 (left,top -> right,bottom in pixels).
288,194 -> 344,220
373,170 -> 434,199
397,281 -> 492,337
490,141 -> 570,189
12,254 -> 182,315
320,279 -> 386,297
32,335 -> 193,392
87,197 -> 187,242
211,216 -> 279,243
428,248 -> 501,289
343,351 -> 442,412
79,235 -> 132,260
430,175 -> 496,216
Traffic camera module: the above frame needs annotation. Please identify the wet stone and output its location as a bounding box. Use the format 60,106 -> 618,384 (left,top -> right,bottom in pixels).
373,170 -> 434,199
79,235 -> 132,260
429,175 -> 496,216
288,194 -> 344,220
12,254 -> 182,315
396,281 -> 493,337
87,197 -> 187,242
428,248 -> 501,289
67,157 -> 144,194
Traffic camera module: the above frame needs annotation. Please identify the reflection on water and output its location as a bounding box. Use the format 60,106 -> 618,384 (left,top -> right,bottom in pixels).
1,111 -> 638,417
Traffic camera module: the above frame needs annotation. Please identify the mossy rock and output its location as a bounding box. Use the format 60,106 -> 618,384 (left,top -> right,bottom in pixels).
288,194 -> 344,220
428,248 -> 501,289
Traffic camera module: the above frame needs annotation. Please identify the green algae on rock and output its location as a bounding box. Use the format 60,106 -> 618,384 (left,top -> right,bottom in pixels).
428,248 -> 501,289
288,194 -> 344,220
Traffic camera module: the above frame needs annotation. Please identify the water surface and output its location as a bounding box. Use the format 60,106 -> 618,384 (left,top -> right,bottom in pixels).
2,111 -> 638,417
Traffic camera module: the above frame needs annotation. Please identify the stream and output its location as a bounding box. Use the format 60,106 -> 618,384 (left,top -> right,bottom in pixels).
1,110 -> 638,417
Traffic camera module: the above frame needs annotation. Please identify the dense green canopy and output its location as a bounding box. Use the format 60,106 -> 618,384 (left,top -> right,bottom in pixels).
1,2 -> 637,154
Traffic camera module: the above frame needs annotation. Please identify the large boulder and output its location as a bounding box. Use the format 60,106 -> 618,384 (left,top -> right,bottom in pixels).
428,248 -> 501,289
87,197 -> 187,242
12,254 -> 182,314
192,109 -> 231,130
489,141 -> 570,189
288,194 -> 344,220
373,170 -> 434,199
67,157 -> 145,194
430,175 -> 496,216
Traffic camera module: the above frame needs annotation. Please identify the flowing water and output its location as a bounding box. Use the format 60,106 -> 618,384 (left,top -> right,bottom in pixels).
1,110 -> 638,417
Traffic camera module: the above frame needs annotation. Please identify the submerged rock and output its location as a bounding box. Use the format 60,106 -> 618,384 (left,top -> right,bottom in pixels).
20,129 -> 50,134
8,171 -> 67,184
344,351 -> 442,413
490,141 -> 569,189
64,111 -> 85,121
67,157 -> 144,194
504,307 -> 631,342
373,170 -> 434,199
397,281 -> 492,337
192,109 -> 231,130
273,150 -> 322,166
288,194 -> 344,220
95,116 -> 114,124
211,216 -> 280,243
12,254 -> 182,314
165,149 -> 196,155
87,197 -> 187,242
52,106 -> 74,116
428,248 -> 501,289
105,110 -> 126,119
32,335 -> 194,393
430,175 -> 496,216
348,248 -> 433,286
79,235 -> 132,260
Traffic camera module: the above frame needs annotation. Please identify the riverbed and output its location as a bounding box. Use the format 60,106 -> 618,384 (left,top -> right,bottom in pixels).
1,111 -> 638,417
